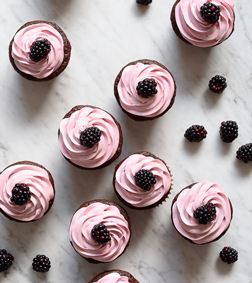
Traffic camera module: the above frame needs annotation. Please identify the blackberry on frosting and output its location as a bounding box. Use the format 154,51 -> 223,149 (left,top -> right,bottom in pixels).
29,39 -> 51,62
200,3 -> 221,23
91,223 -> 111,244
134,169 -> 156,191
80,126 -> 101,148
136,78 -> 157,98
10,183 -> 31,206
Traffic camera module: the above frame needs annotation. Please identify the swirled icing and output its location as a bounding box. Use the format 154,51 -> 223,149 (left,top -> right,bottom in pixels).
94,273 -> 129,283
117,63 -> 175,117
69,202 -> 130,262
0,164 -> 54,221
58,107 -> 120,168
115,154 -> 171,208
172,181 -> 232,244
11,23 -> 64,79
175,0 -> 234,47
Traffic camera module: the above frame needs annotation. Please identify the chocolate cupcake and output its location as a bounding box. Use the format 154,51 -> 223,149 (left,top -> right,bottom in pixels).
58,105 -> 123,170
171,181 -> 233,244
0,161 -> 55,222
170,0 -> 235,47
114,59 -> 176,121
88,270 -> 139,283
113,151 -> 173,210
9,20 -> 71,81
69,200 -> 131,263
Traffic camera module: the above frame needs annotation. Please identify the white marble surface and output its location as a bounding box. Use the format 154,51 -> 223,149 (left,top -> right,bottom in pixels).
0,0 -> 252,282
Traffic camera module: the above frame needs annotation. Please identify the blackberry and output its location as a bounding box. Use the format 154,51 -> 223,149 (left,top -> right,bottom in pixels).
209,75 -> 227,93
200,2 -> 221,23
135,169 -> 156,191
10,183 -> 31,206
0,249 -> 14,272
80,126 -> 101,148
136,0 -> 152,5
236,143 -> 252,163
220,121 -> 238,143
136,78 -> 157,98
220,247 -> 238,264
29,39 -> 51,63
194,203 -> 216,224
32,254 -> 51,272
184,125 -> 207,142
91,223 -> 111,245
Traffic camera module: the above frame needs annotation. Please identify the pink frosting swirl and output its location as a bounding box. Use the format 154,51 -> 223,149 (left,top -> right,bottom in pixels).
58,107 -> 120,168
175,0 -> 234,47
94,273 -> 129,283
117,63 -> 175,117
0,164 -> 54,222
115,154 -> 171,208
69,202 -> 130,262
11,23 -> 64,79
172,181 -> 232,244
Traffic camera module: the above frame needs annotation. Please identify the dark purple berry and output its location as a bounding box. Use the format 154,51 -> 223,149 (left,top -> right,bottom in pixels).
80,126 -> 101,148
220,247 -> 238,264
220,121 -> 238,143
194,203 -> 216,224
0,249 -> 14,272
32,254 -> 51,272
200,2 -> 221,23
10,183 -> 31,206
29,39 -> 51,62
91,223 -> 111,245
136,78 -> 157,98
135,169 -> 156,191
184,125 -> 207,142
209,75 -> 227,93
236,143 -> 252,163
136,0 -> 152,5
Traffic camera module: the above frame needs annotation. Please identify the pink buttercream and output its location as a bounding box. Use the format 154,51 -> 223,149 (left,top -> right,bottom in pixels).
69,202 -> 130,262
94,273 -> 129,283
175,0 -> 234,47
0,164 -> 54,221
172,181 -> 232,244
58,107 -> 120,168
11,23 -> 64,79
117,63 -> 175,117
115,154 -> 171,208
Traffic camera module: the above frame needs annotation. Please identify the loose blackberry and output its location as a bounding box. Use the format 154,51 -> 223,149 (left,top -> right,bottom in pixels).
10,183 -> 31,206
220,247 -> 238,264
208,75 -> 227,93
200,2 -> 221,23
80,126 -> 101,148
0,249 -> 14,272
29,39 -> 51,63
91,223 -> 111,245
136,78 -> 157,98
136,0 -> 152,5
236,143 -> 252,163
220,121 -> 238,143
194,203 -> 216,224
135,169 -> 156,191
32,255 -> 51,272
184,125 -> 207,142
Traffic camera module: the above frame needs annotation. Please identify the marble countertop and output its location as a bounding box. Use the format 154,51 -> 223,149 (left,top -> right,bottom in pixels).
0,1 -> 252,282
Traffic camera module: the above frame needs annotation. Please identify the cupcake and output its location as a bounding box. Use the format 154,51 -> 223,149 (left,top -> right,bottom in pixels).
9,20 -> 71,81
113,151 -> 172,210
170,0 -> 235,47
58,105 -> 123,169
88,270 -> 139,283
114,59 -> 176,121
69,200 -> 131,263
0,161 -> 55,222
171,181 -> 233,244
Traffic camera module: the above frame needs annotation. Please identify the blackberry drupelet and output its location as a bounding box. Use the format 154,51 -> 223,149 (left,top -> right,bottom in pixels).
91,223 -> 111,245
80,126 -> 101,148
209,75 -> 227,93
10,183 -> 31,206
220,247 -> 238,264
200,3 -> 221,23
32,255 -> 51,272
136,78 -> 157,98
29,39 -> 51,63
220,121 -> 238,143
184,125 -> 207,142
135,169 -> 156,191
136,0 -> 152,5
194,203 -> 216,224
0,249 -> 14,272
236,143 -> 252,163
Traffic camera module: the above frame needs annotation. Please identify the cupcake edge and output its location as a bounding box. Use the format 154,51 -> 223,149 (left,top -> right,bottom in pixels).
88,269 -> 139,283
